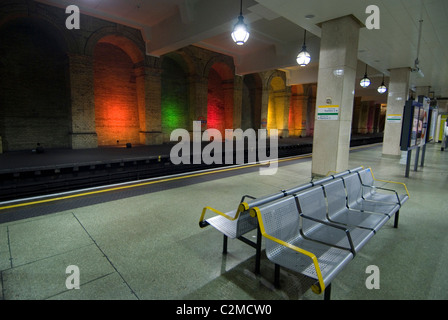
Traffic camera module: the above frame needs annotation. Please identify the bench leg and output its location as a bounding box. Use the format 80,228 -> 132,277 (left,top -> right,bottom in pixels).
255,226 -> 262,275
223,235 -> 228,254
324,283 -> 332,300
394,210 -> 400,228
274,264 -> 280,288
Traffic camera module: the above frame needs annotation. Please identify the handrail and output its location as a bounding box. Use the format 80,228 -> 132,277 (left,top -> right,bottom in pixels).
250,207 -> 326,294
199,206 -> 242,228
368,167 -> 410,198
359,182 -> 401,205
294,193 -> 356,256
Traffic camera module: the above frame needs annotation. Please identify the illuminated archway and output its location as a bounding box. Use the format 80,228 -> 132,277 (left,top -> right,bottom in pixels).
93,35 -> 144,146
288,84 -> 306,137
207,62 -> 234,136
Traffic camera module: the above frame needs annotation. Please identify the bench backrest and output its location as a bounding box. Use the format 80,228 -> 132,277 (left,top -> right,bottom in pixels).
240,167 -> 363,213
342,173 -> 363,207
357,168 -> 376,197
295,186 -> 328,234
357,168 -> 374,186
322,178 -> 347,216
257,196 -> 301,251
236,210 -> 258,235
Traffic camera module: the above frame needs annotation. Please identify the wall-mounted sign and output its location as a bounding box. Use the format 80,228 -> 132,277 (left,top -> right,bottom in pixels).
317,105 -> 339,120
386,114 -> 402,123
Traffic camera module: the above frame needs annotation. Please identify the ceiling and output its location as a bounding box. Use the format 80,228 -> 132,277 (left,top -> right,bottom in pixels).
36,0 -> 448,99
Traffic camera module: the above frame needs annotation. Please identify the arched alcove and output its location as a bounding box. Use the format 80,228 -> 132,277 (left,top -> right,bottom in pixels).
207,62 -> 234,136
93,35 -> 143,146
0,17 -> 70,151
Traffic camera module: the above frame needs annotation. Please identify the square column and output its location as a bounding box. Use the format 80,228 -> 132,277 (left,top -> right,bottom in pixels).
382,68 -> 411,156
312,15 -> 362,177
68,54 -> 98,149
138,59 -> 163,145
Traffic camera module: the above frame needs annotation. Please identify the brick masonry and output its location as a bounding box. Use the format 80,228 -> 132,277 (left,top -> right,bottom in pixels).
0,0 -> 316,152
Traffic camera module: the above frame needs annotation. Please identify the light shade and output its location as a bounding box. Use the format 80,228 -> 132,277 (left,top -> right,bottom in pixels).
296,46 -> 311,66
360,76 -> 371,88
377,74 -> 387,93
377,83 -> 387,94
231,16 -> 249,45
360,64 -> 370,88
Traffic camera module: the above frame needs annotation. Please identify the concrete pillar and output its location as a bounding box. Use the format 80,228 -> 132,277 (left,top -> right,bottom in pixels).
68,53 -> 98,149
311,15 -> 362,177
382,67 -> 411,156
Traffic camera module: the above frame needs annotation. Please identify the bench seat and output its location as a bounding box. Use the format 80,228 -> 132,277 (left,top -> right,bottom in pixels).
206,209 -> 256,239
296,186 -> 375,253
357,168 -> 410,206
323,178 -> 390,232
252,184 -> 380,295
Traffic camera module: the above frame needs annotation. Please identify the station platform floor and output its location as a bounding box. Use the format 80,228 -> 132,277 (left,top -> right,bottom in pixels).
0,142 -> 447,302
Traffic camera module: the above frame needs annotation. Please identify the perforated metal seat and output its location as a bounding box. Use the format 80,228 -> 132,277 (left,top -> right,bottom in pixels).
206,209 -> 257,239
255,195 -> 354,294
322,178 -> 389,232
343,173 -> 401,217
357,168 -> 409,206
296,186 -> 374,253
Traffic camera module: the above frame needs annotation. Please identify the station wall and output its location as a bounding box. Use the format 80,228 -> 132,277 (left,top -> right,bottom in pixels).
0,1 -> 380,152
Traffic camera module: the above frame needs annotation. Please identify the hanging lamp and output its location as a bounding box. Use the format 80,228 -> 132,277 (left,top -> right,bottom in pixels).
296,29 -> 311,66
231,0 -> 250,45
377,74 -> 387,94
360,64 -> 371,88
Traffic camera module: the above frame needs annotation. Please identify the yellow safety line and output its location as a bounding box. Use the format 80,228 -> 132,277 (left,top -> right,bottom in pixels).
251,207 -> 326,294
0,154 -> 312,211
1,143 -> 381,212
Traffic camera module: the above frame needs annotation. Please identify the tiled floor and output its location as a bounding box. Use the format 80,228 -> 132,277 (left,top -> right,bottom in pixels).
1,142 -> 447,300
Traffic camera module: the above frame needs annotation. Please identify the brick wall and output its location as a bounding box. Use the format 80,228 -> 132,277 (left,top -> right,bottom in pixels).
94,42 -> 140,146
207,68 -> 225,135
0,20 -> 70,151
161,56 -> 189,140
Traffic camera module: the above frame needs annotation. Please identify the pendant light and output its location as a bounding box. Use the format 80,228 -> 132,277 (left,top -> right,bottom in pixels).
377,74 -> 387,94
360,64 -> 371,88
296,29 -> 311,66
231,0 -> 250,45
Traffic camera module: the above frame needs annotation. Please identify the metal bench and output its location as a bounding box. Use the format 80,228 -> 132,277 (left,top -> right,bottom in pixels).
249,169 -> 409,299
198,167 -> 364,274
342,170 -> 409,228
250,192 -> 356,299
357,167 -> 410,206
322,178 -> 390,232
199,194 -> 262,273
